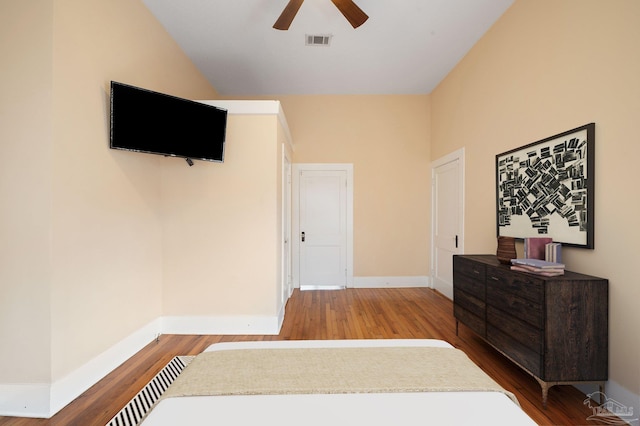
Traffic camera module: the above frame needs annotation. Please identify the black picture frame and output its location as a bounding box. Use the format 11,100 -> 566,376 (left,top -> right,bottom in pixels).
496,123 -> 595,249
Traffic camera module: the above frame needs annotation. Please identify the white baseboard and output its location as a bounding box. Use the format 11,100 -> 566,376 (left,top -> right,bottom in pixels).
0,383 -> 50,418
588,380 -> 640,422
161,315 -> 282,335
351,276 -> 430,288
49,318 -> 162,416
575,380 -> 639,425
0,313 -> 282,418
0,318 -> 162,418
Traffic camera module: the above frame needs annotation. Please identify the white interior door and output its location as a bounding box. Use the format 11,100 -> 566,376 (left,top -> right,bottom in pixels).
431,149 -> 465,300
300,170 -> 347,289
293,164 -> 353,290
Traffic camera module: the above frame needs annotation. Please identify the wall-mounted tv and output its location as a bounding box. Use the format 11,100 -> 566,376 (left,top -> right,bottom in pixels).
110,81 -> 227,163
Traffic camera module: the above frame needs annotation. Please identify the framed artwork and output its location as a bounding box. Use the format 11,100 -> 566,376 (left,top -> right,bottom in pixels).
496,123 -> 595,249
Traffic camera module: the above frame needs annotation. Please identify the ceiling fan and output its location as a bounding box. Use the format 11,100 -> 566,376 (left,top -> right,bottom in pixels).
273,0 -> 369,30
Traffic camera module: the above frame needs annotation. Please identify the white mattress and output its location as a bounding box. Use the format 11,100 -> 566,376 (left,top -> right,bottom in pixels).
141,339 -> 537,426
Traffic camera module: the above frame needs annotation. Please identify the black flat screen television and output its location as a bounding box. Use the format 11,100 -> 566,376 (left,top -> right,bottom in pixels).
110,81 -> 227,163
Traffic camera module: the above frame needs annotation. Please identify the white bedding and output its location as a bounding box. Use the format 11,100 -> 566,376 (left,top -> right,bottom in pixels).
141,339 -> 537,426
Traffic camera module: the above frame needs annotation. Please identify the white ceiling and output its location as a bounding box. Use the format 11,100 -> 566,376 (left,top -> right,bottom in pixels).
142,0 -> 514,96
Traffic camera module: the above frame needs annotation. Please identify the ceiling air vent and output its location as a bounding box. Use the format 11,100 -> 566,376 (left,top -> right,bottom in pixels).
306,34 -> 332,46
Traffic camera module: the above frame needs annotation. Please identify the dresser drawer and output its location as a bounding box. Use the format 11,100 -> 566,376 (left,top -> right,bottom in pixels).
453,271 -> 485,301
487,324 -> 542,378
486,266 -> 544,304
454,288 -> 485,319
487,305 -> 542,354
454,256 -> 486,282
454,304 -> 486,337
486,280 -> 543,328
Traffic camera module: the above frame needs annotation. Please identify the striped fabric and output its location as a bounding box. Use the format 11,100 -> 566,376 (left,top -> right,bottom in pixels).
106,356 -> 194,426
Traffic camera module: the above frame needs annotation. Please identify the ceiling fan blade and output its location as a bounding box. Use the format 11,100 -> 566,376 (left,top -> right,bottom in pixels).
273,0 -> 304,30
331,0 -> 368,28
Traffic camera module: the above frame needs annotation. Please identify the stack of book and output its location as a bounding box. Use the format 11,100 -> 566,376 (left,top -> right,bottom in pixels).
524,237 -> 552,260
510,258 -> 565,276
545,242 -> 562,263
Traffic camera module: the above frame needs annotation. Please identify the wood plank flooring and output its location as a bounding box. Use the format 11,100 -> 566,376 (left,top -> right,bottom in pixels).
0,288 -> 615,425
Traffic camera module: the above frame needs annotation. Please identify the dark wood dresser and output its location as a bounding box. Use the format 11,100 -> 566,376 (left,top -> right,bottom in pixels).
453,254 -> 608,405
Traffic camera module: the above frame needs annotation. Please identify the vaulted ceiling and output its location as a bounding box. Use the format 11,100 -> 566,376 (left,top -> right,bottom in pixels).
143,0 -> 514,95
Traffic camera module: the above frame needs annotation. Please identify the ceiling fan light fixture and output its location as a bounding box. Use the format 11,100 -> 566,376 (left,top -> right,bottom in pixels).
273,0 -> 368,31
330,0 -> 368,28
273,0 -> 304,30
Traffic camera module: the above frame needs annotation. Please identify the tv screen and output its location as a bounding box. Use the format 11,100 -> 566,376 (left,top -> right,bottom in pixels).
110,81 -> 227,163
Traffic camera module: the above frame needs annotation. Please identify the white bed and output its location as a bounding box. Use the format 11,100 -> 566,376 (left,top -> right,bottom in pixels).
141,339 -> 537,425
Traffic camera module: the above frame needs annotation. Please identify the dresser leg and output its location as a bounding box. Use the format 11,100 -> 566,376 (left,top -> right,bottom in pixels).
541,383 -> 549,408
598,383 -> 605,404
535,378 -> 551,408
455,319 -> 459,336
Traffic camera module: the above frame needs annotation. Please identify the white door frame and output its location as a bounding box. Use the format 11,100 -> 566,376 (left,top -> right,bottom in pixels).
282,148 -> 293,303
292,163 -> 354,289
430,148 -> 465,290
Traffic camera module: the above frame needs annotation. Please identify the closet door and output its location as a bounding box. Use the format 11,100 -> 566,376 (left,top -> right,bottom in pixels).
431,149 -> 464,299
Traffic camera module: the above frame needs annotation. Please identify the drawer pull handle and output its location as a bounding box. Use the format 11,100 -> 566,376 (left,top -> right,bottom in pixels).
490,276 -> 499,281
473,269 -> 480,274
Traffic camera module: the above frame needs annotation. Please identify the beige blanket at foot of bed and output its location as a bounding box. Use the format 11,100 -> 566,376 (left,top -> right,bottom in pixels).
161,346 -> 519,406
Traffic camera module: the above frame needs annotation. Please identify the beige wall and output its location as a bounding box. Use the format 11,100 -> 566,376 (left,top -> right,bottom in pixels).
0,0 -> 219,396
431,0 -> 639,404
161,115 -> 282,318
275,95 -> 432,277
0,1 -> 54,384
50,0 -> 218,383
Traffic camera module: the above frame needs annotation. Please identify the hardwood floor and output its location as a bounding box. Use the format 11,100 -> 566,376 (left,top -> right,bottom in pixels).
0,288 -> 615,425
